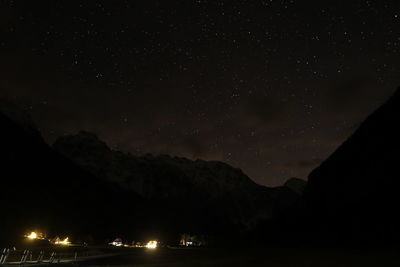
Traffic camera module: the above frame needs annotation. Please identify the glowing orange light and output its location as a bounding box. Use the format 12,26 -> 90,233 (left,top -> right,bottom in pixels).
26,232 -> 37,239
54,237 -> 71,245
146,240 -> 157,249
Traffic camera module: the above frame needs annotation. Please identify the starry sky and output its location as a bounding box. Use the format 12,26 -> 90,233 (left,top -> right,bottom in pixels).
1,1 -> 399,186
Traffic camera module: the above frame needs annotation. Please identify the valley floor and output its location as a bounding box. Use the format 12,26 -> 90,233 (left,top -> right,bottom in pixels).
82,246 -> 400,267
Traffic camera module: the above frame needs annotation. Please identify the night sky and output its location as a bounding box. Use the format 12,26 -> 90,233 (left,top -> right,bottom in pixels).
1,1 -> 399,186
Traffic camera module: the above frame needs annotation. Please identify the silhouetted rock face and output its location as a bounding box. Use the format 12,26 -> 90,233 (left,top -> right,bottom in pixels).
54,132 -> 300,230
284,178 -> 307,195
0,105 -> 126,245
55,131 -> 258,198
0,103 -> 301,245
0,99 -> 41,138
304,88 -> 400,241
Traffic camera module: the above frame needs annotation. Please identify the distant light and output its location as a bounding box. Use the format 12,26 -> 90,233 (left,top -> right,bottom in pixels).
146,240 -> 157,249
54,237 -> 71,245
110,241 -> 122,247
109,238 -> 123,247
26,232 -> 37,239
25,231 -> 46,240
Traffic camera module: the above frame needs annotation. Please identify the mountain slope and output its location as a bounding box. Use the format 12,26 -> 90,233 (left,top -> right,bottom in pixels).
0,101 -> 302,245
0,102 -> 132,245
304,88 -> 400,242
53,131 -> 301,232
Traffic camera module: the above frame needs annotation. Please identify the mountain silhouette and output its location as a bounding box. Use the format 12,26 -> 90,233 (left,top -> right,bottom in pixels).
0,100 -> 130,246
304,88 -> 400,243
53,131 -> 302,233
0,100 -> 302,246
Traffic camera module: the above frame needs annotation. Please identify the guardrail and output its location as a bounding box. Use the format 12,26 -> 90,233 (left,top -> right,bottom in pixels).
0,248 -> 104,265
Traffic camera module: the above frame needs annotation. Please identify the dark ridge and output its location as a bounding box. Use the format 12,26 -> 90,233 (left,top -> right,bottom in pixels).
1,105 -> 302,246
53,131 -> 302,234
303,87 -> 400,244
0,108 -> 135,246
